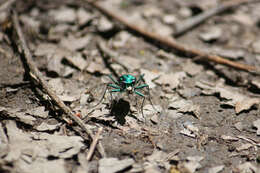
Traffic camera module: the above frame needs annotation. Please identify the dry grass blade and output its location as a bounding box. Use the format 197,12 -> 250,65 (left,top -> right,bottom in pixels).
174,0 -> 256,36
11,10 -> 106,158
86,127 -> 103,161
85,0 -> 259,74
0,0 -> 16,12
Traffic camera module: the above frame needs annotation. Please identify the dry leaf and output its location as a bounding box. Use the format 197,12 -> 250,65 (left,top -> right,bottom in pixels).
235,98 -> 259,114
60,35 -> 91,51
208,165 -> 225,173
253,119 -> 260,136
182,60 -> 203,76
236,143 -> 253,151
155,72 -> 186,89
221,135 -> 238,141
196,80 -> 260,113
64,53 -> 87,71
36,122 -> 61,131
199,27 -> 222,42
169,98 -> 200,118
49,7 -> 76,23
97,16 -> 114,32
140,69 -> 160,88
236,162 -> 257,173
76,8 -> 94,25
98,158 -> 134,173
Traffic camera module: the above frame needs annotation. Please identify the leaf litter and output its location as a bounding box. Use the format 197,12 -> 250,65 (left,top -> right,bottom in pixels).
1,0 -> 260,172
196,79 -> 260,113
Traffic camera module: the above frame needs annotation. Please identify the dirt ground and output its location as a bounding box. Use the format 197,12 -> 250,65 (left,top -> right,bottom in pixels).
1,0 -> 260,173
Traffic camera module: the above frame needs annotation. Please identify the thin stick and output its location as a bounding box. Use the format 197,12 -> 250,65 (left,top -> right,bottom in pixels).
174,0 -> 255,36
86,127 -> 103,161
85,0 -> 258,73
11,10 -> 106,158
0,0 -> 16,13
97,41 -> 129,72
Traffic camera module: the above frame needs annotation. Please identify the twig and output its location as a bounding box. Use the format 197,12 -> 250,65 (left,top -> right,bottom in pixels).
174,0 -> 255,36
97,41 -> 129,73
86,127 -> 103,161
11,10 -> 106,158
176,0 -> 255,35
0,0 -> 16,13
85,0 -> 259,73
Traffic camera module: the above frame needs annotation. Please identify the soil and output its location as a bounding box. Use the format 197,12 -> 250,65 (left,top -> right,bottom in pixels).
0,0 -> 260,173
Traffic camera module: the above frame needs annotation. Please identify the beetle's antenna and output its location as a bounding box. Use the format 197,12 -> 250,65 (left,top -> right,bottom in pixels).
89,84 -> 108,108
136,74 -> 145,85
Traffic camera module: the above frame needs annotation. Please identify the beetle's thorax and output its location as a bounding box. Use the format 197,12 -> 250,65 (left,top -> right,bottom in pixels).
118,74 -> 136,92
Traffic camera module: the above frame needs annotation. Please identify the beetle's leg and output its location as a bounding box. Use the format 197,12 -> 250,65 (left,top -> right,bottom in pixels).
108,74 -> 119,85
134,84 -> 158,113
89,84 -> 109,108
133,90 -> 145,118
135,74 -> 145,85
107,83 -> 122,104
108,83 -> 121,89
111,89 -> 121,92
90,83 -> 121,108
134,84 -> 148,89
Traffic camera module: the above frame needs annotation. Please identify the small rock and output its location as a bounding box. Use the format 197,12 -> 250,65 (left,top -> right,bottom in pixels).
252,40 -> 260,54
163,14 -> 177,24
50,7 -> 76,23
251,79 -> 260,89
112,31 -> 132,48
142,6 -> 162,18
232,12 -> 254,26
179,7 -> 192,18
234,122 -> 243,131
97,17 -> 114,32
76,8 -> 94,25
150,114 -> 159,124
199,27 -> 222,42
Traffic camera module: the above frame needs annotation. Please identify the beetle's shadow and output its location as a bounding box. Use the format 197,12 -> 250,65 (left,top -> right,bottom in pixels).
110,99 -> 129,125
110,98 -> 141,125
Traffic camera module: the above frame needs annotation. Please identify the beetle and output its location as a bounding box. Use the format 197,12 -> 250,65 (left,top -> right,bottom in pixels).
93,74 -> 156,117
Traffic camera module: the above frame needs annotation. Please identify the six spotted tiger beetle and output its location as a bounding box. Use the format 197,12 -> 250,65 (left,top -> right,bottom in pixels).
93,74 -> 157,118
